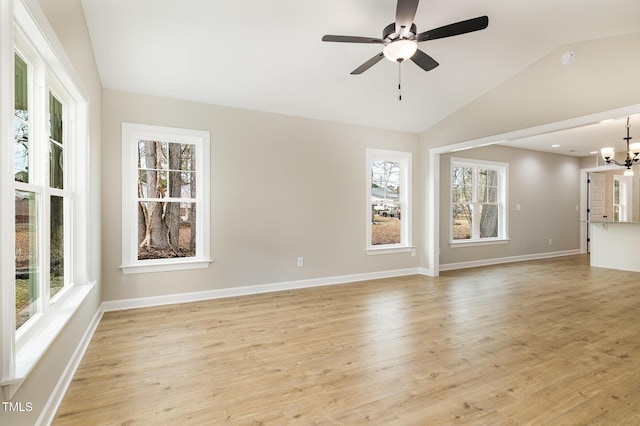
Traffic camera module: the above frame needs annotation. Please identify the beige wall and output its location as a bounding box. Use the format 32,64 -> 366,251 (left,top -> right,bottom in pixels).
420,31 -> 640,271
1,0 -> 102,425
4,2 -> 639,422
101,90 -> 420,302
439,145 -> 581,266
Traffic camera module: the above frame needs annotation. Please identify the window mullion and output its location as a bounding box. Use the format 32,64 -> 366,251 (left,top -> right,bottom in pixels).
41,187 -> 51,311
472,166 -> 479,240
38,69 -> 51,313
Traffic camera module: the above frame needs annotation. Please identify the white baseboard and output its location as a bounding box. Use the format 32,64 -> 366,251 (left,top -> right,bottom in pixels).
419,267 -> 435,277
103,267 -> 423,312
439,249 -> 581,271
38,303 -> 104,426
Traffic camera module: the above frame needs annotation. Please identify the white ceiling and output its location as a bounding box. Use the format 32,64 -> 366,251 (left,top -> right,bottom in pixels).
502,113 -> 640,158
80,0 -> 640,138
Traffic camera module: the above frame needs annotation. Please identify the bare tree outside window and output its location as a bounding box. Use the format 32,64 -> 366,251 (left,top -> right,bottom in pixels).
137,140 -> 197,260
478,168 -> 499,238
452,161 -> 504,241
452,165 -> 473,240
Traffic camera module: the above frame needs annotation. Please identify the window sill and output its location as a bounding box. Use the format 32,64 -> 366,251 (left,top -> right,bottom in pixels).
366,246 -> 414,256
449,239 -> 510,248
120,259 -> 212,275
2,282 -> 95,399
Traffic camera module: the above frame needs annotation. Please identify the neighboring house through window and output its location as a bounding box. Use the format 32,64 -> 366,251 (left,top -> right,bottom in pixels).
366,149 -> 412,254
451,157 -> 508,245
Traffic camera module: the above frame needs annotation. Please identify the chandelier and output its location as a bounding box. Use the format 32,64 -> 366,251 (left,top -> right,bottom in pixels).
601,117 -> 640,176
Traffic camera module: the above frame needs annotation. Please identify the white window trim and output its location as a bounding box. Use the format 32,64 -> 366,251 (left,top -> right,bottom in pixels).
121,122 -> 211,274
450,157 -> 509,247
1,0 -> 93,399
366,148 -> 413,255
613,174 -> 632,222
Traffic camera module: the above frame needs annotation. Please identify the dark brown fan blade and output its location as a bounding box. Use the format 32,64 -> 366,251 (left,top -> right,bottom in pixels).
410,49 -> 439,72
416,16 -> 488,42
351,53 -> 385,75
322,35 -> 385,44
395,0 -> 420,37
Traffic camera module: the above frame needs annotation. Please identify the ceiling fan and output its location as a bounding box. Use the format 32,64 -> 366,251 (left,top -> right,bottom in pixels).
322,0 -> 489,75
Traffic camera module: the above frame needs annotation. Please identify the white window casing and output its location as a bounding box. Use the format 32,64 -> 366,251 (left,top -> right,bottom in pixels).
2,0 -> 94,399
450,157 -> 509,247
366,148 -> 413,255
121,123 -> 211,274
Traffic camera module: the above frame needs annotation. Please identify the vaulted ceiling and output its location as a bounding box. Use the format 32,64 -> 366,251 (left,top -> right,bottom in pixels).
81,0 -> 640,137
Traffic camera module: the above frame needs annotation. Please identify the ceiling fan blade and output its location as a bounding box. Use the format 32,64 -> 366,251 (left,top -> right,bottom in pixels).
322,35 -> 385,44
416,16 -> 489,42
410,49 -> 439,72
395,0 -> 420,37
351,52 -> 385,75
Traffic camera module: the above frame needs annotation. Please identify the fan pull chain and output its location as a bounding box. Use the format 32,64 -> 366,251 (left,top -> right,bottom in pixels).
398,60 -> 402,101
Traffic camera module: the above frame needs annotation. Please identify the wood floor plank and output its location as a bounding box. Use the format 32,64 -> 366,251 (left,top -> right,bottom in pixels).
54,255 -> 640,424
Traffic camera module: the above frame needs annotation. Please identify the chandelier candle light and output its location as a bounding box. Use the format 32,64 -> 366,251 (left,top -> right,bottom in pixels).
601,117 -> 640,176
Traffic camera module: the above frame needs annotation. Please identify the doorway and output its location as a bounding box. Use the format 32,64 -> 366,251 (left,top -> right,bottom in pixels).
587,172 -> 605,252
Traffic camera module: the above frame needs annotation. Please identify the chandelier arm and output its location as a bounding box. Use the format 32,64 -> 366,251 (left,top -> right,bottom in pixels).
606,158 -> 625,166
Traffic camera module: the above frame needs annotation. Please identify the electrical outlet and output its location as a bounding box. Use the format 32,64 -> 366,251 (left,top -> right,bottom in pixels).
297,257 -> 304,267
548,239 -> 553,245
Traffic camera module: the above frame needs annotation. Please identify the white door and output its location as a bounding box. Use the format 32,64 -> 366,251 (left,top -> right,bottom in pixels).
589,173 -> 606,221
588,172 -> 605,252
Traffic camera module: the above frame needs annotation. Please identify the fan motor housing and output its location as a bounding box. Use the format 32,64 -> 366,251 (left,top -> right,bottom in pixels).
383,23 -> 417,40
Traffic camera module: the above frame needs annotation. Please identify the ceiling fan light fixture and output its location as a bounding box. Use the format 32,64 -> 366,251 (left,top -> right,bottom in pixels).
383,39 -> 418,62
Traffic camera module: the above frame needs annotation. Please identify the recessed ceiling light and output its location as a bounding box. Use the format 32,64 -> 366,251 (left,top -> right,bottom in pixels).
551,144 -> 560,148
590,151 -> 599,154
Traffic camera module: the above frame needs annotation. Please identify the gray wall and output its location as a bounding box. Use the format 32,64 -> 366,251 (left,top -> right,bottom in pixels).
101,90 -> 420,302
439,145 -> 581,266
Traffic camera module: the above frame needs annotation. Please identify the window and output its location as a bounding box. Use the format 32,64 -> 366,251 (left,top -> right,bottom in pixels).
2,0 -> 92,397
451,158 -> 508,245
613,175 -> 631,222
121,123 -> 211,274
613,176 -> 621,222
14,35 -> 74,330
366,149 -> 412,254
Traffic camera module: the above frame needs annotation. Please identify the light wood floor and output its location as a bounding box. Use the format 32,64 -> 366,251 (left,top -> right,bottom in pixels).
54,255 -> 640,425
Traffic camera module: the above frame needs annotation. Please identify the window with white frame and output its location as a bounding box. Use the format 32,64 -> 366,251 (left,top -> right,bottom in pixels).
613,175 -> 632,222
13,32 -> 74,330
613,176 -> 621,222
366,149 -> 412,253
451,158 -> 508,244
121,123 -> 211,274
2,0 -> 91,397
